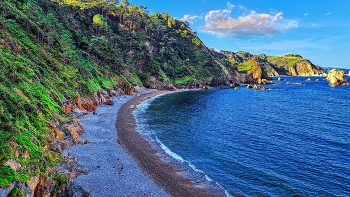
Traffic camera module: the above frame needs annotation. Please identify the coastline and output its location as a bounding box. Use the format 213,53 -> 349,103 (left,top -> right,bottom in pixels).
66,90 -> 169,197
116,90 -> 224,197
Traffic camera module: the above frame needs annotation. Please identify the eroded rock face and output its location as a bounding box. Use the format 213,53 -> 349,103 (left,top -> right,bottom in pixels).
326,69 -> 346,86
34,176 -> 55,197
60,119 -> 85,145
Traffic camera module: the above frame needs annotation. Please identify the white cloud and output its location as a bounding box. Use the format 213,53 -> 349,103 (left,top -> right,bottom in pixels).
237,4 -> 247,11
303,13 -> 308,16
227,2 -> 235,9
325,12 -> 331,16
285,20 -> 298,29
273,12 -> 283,21
181,14 -> 199,24
201,4 -> 298,39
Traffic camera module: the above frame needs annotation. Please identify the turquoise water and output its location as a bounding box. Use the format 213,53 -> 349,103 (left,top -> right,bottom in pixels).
134,77 -> 350,196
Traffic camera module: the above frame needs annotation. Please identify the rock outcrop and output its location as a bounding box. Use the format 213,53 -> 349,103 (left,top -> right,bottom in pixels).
326,69 -> 347,86
212,50 -> 328,77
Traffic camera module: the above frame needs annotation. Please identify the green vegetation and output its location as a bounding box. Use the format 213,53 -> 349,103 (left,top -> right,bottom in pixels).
267,55 -> 303,69
215,49 -> 326,77
8,187 -> 24,197
238,59 -> 262,79
0,0 -> 230,194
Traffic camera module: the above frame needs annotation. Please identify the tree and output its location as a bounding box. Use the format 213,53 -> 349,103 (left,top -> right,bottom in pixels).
121,0 -> 129,8
93,14 -> 107,36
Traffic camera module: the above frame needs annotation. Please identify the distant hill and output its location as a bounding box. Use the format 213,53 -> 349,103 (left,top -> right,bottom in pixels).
212,50 -> 327,82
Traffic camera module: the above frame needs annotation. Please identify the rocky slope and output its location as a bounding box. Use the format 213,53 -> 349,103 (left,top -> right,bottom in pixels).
213,50 -> 327,83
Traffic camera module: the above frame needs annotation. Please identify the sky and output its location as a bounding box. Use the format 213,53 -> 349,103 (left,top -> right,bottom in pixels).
129,0 -> 350,69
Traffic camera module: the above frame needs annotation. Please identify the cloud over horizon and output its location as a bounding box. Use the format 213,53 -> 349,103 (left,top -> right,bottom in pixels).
200,3 -> 298,39
181,14 -> 199,24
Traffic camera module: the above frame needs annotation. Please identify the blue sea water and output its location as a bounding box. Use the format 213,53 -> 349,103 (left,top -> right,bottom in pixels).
133,76 -> 350,197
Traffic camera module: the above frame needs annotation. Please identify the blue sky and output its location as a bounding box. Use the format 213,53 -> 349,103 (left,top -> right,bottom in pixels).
129,0 -> 350,68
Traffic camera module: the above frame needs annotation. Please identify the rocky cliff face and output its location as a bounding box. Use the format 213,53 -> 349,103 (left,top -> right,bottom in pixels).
266,56 -> 327,76
212,50 -> 327,81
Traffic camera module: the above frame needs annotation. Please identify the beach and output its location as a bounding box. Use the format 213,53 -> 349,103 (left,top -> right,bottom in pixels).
68,89 -> 220,197
117,91 -> 221,197
67,90 -> 169,197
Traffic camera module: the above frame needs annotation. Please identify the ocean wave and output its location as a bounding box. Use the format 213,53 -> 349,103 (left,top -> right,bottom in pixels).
155,137 -> 233,197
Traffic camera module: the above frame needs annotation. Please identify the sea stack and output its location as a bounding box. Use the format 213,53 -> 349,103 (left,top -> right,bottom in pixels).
326,69 -> 346,86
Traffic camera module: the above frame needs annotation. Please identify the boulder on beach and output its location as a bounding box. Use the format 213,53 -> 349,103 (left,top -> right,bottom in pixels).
326,69 -> 346,86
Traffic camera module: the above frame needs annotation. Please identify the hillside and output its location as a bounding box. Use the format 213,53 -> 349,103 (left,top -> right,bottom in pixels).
0,0 -> 244,195
214,50 -> 327,83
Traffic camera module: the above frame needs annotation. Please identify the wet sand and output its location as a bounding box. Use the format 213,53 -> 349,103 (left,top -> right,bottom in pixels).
117,91 -> 222,197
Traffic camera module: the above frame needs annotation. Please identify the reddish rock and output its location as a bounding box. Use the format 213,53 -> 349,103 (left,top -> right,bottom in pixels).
72,119 -> 84,135
81,102 -> 98,112
27,176 -> 40,192
61,119 -> 84,145
105,98 -> 114,105
52,127 -> 64,140
62,103 -> 73,113
34,176 -> 55,197
74,93 -> 84,110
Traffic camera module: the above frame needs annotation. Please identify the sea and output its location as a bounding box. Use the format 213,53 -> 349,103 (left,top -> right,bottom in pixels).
133,76 -> 350,197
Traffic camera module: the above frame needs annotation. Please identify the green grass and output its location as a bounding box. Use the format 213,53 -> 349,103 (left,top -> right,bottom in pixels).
174,76 -> 196,84
267,56 -> 302,68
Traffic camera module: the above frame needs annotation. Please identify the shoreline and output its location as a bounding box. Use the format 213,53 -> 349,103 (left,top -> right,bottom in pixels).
66,90 -> 170,197
116,90 -> 224,197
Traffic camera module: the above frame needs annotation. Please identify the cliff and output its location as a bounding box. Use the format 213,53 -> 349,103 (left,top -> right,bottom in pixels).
266,54 -> 327,76
213,50 -> 327,83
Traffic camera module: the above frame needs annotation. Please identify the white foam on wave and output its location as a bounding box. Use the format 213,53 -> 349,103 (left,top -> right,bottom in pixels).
135,95 -> 160,112
155,137 -> 233,197
156,137 -> 185,163
133,94 -> 233,196
133,95 -> 165,136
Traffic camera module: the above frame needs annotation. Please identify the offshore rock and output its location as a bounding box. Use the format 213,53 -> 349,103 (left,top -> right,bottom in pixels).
341,81 -> 350,86
253,85 -> 269,90
326,69 -> 346,86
